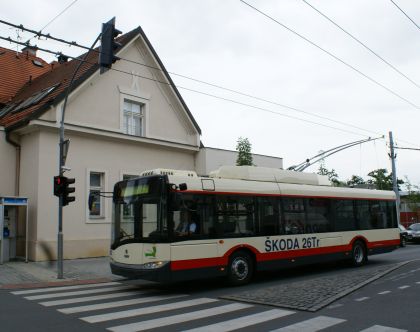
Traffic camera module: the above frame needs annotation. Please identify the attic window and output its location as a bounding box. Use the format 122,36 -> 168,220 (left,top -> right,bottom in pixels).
32,60 -> 44,67
12,84 -> 60,114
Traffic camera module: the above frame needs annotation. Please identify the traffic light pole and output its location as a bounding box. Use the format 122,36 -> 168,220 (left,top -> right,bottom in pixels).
57,35 -> 100,279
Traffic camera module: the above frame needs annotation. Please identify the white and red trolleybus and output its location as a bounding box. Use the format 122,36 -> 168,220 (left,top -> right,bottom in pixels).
110,166 -> 399,285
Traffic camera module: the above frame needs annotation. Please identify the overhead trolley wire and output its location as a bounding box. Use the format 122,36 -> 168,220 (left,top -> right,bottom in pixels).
302,0 -> 420,89
239,0 -> 420,111
0,18 -> 384,137
1,34 -> 418,148
389,0 -> 420,31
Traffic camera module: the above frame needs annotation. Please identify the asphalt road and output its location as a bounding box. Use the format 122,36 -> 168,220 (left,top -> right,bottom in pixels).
1,244 -> 419,332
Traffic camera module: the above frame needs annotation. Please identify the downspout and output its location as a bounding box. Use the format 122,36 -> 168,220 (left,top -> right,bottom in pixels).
5,130 -> 20,196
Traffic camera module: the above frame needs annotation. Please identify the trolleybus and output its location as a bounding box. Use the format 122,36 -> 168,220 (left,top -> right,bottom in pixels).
110,166 -> 399,285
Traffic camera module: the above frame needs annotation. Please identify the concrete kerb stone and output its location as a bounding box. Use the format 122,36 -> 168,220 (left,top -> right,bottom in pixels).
220,261 -> 411,312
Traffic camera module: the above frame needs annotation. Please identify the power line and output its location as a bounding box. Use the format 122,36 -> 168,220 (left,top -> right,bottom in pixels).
27,0 -> 80,43
0,35 -> 372,138
302,0 -> 420,89
0,18 -> 384,137
239,0 -> 420,110
1,34 -> 418,149
389,0 -> 420,31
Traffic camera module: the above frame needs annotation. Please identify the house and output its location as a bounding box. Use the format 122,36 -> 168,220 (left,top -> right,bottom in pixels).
0,26 -> 282,262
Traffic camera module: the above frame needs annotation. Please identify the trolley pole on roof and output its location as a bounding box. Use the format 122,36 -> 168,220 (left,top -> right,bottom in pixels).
388,131 -> 401,225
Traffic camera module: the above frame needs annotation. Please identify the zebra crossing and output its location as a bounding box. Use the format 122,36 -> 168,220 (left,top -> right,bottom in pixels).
11,282 -> 407,332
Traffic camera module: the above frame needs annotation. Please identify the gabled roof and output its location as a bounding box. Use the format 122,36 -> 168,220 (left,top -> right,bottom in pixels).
0,46 -> 50,105
0,27 -> 201,135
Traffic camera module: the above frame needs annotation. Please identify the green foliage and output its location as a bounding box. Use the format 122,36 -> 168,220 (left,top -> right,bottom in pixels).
367,168 -> 403,190
404,176 -> 420,212
317,160 -> 340,186
347,175 -> 366,187
236,137 -> 253,166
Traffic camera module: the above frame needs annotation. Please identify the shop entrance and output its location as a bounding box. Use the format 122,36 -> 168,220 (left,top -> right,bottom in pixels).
0,197 -> 29,264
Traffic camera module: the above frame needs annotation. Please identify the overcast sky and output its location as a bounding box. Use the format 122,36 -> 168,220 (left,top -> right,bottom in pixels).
1,0 -> 420,186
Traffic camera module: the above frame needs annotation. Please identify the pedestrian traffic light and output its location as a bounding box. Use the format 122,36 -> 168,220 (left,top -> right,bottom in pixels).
62,177 -> 76,206
99,17 -> 122,74
53,175 -> 65,197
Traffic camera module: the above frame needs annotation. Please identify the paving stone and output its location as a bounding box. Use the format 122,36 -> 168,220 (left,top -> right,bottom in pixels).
221,262 -> 408,312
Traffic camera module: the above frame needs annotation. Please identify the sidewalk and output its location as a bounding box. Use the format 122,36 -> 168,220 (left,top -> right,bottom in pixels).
0,257 -> 122,289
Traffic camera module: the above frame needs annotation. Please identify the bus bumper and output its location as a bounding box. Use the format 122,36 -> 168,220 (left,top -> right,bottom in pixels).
110,260 -> 171,282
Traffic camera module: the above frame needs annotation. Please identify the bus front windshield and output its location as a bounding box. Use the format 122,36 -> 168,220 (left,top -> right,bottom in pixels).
112,176 -> 167,247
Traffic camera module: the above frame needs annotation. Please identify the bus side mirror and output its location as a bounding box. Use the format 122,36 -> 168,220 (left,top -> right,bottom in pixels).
88,192 -> 96,211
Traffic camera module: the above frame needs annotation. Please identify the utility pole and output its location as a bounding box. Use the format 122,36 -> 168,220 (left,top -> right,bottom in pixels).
388,131 -> 401,225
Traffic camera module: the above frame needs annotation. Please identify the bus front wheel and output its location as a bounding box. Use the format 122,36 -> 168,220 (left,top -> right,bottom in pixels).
227,251 -> 253,286
351,240 -> 367,267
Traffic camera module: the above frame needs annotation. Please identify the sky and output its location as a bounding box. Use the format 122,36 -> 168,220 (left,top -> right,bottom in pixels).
1,0 -> 420,186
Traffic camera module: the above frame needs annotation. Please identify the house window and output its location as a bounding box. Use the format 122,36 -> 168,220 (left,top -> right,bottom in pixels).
123,99 -> 144,136
89,172 -> 104,217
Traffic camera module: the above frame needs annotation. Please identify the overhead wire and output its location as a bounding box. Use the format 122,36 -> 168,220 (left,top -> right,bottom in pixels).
389,0 -> 420,31
0,35 -> 372,138
0,18 -> 381,137
239,0 -> 420,110
302,0 -> 420,89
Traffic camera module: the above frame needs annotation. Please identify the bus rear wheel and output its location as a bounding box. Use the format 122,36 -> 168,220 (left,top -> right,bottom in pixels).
227,251 -> 253,286
351,240 -> 367,267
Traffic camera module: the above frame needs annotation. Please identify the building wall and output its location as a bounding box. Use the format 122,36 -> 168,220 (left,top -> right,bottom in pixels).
0,127 -> 16,196
195,147 -> 283,176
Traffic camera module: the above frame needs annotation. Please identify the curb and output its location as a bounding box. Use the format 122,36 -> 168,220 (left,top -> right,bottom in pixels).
0,277 -> 114,290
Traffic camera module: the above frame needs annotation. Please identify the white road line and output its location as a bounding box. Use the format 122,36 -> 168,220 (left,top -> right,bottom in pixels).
183,309 -> 295,332
11,282 -> 121,295
355,297 -> 370,302
326,303 -> 343,309
82,297 -> 219,323
416,281 -> 420,284
40,290 -> 148,307
269,316 -> 346,332
107,303 -> 252,332
24,285 -> 135,300
58,294 -> 188,314
378,291 -> 391,295
398,285 -> 410,290
359,325 -> 407,332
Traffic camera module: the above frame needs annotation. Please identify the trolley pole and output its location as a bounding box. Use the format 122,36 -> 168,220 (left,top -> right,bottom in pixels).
389,131 -> 401,225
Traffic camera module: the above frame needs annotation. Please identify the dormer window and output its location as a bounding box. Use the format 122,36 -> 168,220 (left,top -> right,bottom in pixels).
123,99 -> 144,136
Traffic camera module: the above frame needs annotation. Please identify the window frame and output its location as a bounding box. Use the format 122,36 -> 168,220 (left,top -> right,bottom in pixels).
86,169 -> 108,223
120,94 -> 149,137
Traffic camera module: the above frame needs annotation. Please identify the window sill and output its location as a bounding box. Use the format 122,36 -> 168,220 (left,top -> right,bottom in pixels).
86,216 -> 110,224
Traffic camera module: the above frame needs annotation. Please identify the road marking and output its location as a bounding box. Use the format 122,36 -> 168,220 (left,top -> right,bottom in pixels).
183,309 -> 295,332
269,316 -> 346,332
398,285 -> 410,290
107,303 -> 252,332
378,291 -> 391,295
40,290 -> 149,307
11,282 -> 121,295
326,303 -> 343,309
355,297 -> 370,302
359,325 -> 407,332
58,294 -> 188,314
24,285 -> 135,300
81,297 -> 219,323
416,281 -> 420,284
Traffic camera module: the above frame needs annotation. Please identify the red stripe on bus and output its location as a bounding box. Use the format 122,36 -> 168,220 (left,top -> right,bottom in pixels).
169,238 -> 399,271
177,190 -> 396,201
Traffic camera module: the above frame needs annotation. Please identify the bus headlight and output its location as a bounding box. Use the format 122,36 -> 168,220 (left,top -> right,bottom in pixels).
142,261 -> 167,269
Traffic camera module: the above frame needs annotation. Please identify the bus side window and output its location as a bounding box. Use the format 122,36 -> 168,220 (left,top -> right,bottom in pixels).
258,197 -> 279,236
283,198 -> 305,234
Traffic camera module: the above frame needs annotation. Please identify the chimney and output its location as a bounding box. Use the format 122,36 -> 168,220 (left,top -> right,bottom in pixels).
57,54 -> 69,64
22,45 -> 37,57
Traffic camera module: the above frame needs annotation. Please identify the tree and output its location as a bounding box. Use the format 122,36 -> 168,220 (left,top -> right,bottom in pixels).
367,168 -> 403,190
317,159 -> 340,186
347,175 -> 366,187
404,176 -> 420,215
236,137 -> 253,166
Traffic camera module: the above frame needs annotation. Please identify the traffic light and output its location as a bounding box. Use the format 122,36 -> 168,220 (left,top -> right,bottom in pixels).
53,176 -> 76,206
99,17 -> 122,74
62,177 -> 75,206
54,176 -> 65,197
